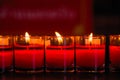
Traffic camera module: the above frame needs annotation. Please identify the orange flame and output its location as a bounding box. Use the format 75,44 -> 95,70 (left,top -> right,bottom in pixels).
89,33 -> 93,44
55,32 -> 63,44
25,32 -> 30,43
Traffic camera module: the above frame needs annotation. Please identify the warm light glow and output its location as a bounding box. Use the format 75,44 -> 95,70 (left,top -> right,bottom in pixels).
89,33 -> 93,44
85,33 -> 101,45
0,36 -> 9,45
0,35 -> 2,40
25,32 -> 30,43
55,32 -> 63,44
118,35 -> 120,40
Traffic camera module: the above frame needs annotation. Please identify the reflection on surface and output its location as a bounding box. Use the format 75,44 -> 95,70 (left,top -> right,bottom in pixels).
0,73 -> 120,80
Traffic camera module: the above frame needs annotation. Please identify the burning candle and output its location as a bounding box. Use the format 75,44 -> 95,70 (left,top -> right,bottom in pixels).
0,36 -> 13,73
14,32 -> 44,72
85,33 -> 101,45
76,33 -> 105,72
110,35 -> 120,71
45,32 -> 74,72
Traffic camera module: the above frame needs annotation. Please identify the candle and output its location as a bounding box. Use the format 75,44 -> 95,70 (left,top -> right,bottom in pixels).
85,33 -> 101,45
0,36 -> 13,73
110,35 -> 120,71
76,33 -> 105,72
46,32 -> 74,72
14,32 -> 44,72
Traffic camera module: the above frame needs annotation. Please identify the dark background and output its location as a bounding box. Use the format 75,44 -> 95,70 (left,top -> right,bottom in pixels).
94,0 -> 120,34
0,0 -> 120,35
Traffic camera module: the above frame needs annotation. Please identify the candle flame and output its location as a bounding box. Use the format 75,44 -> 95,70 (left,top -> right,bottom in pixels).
89,33 -> 93,44
55,32 -> 63,44
25,32 -> 30,43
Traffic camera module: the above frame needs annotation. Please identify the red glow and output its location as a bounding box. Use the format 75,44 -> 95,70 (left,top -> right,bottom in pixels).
15,50 -> 44,69
110,46 -> 120,68
76,45 -> 105,70
0,0 -> 93,35
46,46 -> 74,69
0,51 -> 12,69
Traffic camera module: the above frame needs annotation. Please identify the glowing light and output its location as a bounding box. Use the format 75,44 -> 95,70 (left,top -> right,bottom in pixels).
25,32 -> 30,43
55,32 -> 63,45
118,35 -> 120,41
89,33 -> 93,44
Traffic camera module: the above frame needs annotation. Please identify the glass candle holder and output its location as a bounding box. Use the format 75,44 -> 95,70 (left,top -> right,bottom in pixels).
14,34 -> 44,72
45,36 -> 74,72
75,34 -> 105,72
110,35 -> 120,72
0,36 -> 13,73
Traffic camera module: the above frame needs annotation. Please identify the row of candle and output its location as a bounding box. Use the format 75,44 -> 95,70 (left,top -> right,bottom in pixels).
0,32 -> 120,73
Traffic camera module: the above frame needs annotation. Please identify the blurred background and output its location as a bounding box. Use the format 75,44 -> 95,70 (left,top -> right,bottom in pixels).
0,0 -> 120,35
94,0 -> 120,35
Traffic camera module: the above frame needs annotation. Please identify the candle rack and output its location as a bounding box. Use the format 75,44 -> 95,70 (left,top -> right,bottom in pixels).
0,34 -> 114,73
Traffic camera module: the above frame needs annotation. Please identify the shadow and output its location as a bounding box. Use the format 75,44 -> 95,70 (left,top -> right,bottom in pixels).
0,73 -> 120,80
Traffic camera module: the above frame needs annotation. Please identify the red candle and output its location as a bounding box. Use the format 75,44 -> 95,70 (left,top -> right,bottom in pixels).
15,46 -> 44,70
46,32 -> 74,72
14,32 -> 44,72
110,35 -> 120,71
0,36 -> 13,72
0,49 -> 13,72
46,46 -> 74,71
76,33 -> 105,72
